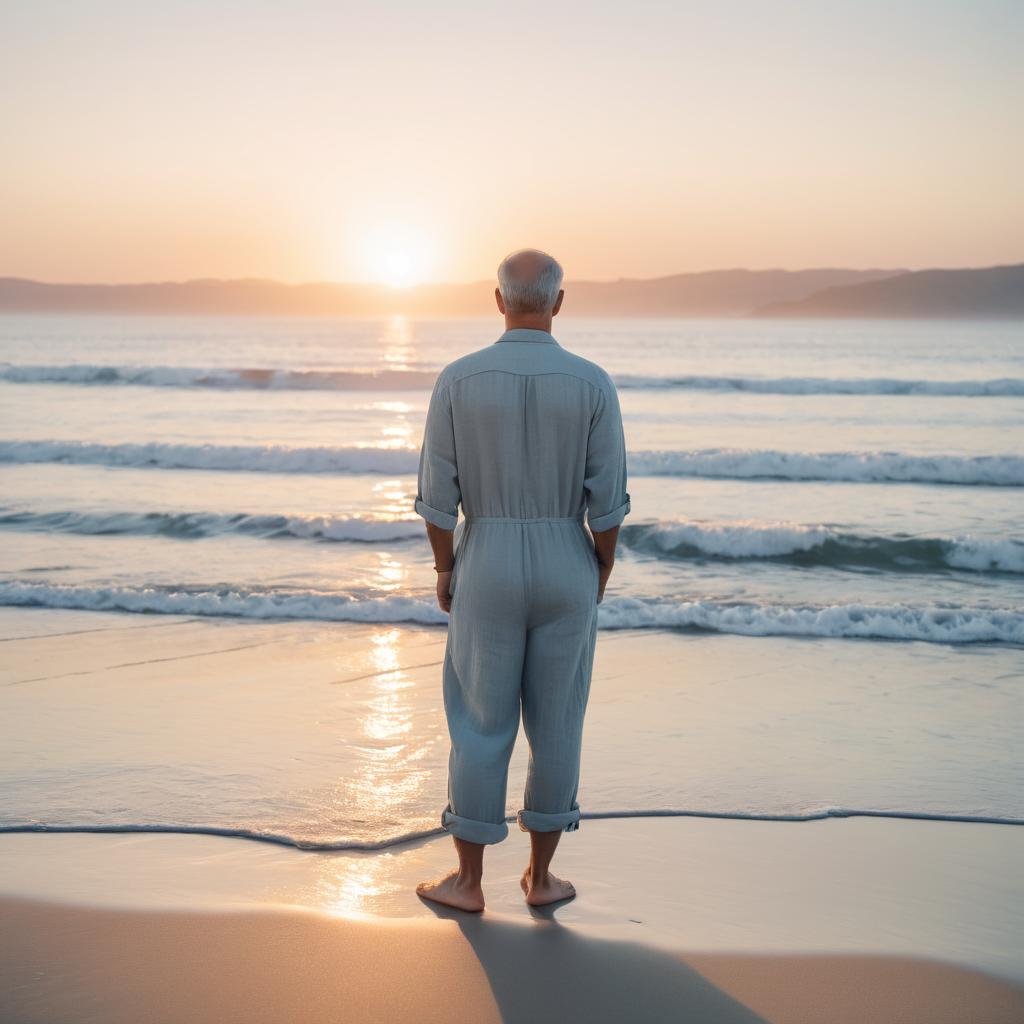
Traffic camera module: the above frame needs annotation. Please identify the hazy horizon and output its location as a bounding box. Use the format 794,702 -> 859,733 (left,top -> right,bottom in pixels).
0,265 -> 916,288
12,259 -> 1024,290
3,1 -> 1021,286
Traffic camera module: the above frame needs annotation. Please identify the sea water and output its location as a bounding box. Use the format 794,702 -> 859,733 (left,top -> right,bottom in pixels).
0,314 -> 1021,846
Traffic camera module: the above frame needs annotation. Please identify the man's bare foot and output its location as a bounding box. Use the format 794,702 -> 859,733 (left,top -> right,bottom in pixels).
520,867 -> 576,906
416,870 -> 485,912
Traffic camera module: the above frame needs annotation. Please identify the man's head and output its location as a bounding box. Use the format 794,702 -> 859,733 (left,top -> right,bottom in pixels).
495,249 -> 564,328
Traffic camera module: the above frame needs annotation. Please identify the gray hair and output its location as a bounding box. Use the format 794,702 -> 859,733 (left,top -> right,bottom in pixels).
496,249 -> 564,314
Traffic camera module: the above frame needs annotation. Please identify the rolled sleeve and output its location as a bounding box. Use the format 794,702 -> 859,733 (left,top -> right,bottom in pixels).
414,497 -> 458,530
413,376 -> 461,530
584,379 -> 630,533
587,495 -> 631,532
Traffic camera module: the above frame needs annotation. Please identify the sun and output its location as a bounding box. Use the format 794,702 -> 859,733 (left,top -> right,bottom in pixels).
362,224 -> 431,288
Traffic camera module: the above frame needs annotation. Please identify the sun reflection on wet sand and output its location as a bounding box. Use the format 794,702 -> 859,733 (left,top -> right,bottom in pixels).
314,851 -> 404,918
318,628 -> 438,914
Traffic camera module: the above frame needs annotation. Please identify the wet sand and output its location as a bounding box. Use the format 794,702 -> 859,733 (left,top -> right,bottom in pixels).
2,816 -> 1023,1023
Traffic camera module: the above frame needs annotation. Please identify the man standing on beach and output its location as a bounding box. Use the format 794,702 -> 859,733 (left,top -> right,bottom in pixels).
412,249 -> 630,911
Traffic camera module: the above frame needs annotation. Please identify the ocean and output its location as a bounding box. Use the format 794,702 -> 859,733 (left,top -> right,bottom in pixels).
1,314 -> 1021,848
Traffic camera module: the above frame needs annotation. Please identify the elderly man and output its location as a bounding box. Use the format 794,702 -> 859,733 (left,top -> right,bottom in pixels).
413,249 -> 630,911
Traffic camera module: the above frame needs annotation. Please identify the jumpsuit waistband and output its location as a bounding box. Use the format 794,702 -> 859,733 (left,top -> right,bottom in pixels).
462,514 -> 585,525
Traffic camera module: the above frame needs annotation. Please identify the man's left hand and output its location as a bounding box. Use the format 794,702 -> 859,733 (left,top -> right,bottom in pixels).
436,571 -> 453,613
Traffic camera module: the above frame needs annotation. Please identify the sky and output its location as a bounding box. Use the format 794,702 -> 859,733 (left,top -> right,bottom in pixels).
2,0 -> 1021,285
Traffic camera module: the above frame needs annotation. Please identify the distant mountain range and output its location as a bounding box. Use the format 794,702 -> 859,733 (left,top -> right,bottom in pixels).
752,263 -> 1024,318
0,264 -> 1020,318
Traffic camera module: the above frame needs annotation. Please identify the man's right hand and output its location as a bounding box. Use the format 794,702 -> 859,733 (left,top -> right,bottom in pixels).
591,526 -> 619,605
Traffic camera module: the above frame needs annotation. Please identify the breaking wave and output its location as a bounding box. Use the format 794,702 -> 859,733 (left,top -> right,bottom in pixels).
0,581 -> 448,626
0,508 -> 424,543
4,507 -> 1021,574
4,363 -> 1023,397
0,363 -> 438,391
1,581 -> 1020,645
595,596 -> 1024,645
3,440 -> 1024,485
614,374 -> 1024,396
0,439 -> 420,474
620,521 -> 1024,574
628,449 -> 1024,486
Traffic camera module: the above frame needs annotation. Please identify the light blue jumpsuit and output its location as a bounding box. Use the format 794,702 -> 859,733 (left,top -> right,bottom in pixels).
414,327 -> 631,844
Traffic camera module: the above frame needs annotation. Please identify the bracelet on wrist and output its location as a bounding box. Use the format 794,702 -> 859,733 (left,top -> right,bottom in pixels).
433,564 -> 454,573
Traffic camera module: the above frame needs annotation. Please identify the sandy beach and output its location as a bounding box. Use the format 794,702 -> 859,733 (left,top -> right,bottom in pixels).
2,816 -> 1023,1023
2,607 -> 1023,1023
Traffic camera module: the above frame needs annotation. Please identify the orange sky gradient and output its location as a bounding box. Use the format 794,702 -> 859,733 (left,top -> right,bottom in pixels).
2,1 -> 1021,285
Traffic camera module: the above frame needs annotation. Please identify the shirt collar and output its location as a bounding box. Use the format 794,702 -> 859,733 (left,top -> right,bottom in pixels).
495,328 -> 559,345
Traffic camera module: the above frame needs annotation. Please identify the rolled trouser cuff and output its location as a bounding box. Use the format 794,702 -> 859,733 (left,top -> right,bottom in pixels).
441,806 -> 509,845
516,805 -> 581,833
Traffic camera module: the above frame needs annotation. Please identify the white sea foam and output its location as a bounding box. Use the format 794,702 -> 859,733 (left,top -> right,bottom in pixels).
632,521 -> 832,558
0,439 -> 420,474
262,515 -> 422,542
5,363 -> 1024,396
614,374 -> 1024,396
4,508 -> 1021,572
1,582 -> 1020,644
0,508 -> 424,543
596,596 -> 1024,644
0,581 -> 449,625
622,521 -> 1024,573
0,364 -> 438,391
3,440 -> 1023,485
943,538 -> 1024,573
4,507 -> 1019,573
629,449 -> 1024,486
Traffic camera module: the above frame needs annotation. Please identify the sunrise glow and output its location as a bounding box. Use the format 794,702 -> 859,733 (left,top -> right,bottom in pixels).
1,4 -> 1020,283
361,225 -> 432,288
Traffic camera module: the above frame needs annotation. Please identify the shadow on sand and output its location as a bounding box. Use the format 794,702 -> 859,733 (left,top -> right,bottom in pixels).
420,898 -> 1024,1024
420,899 -> 767,1024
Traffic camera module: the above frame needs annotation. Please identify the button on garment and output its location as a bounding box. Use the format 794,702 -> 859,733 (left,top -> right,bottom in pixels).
414,327 -> 631,844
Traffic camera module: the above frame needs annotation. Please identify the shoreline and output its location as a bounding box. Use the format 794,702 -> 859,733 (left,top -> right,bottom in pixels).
2,817 -> 1023,1023
2,818 -> 1021,965
2,804 -> 1023,853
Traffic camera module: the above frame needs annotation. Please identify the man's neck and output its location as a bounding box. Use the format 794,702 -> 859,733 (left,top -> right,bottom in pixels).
504,314 -> 553,333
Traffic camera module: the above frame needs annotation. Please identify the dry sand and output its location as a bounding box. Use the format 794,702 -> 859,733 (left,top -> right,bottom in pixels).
3,893 -> 1023,1024
2,817 -> 1022,1023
